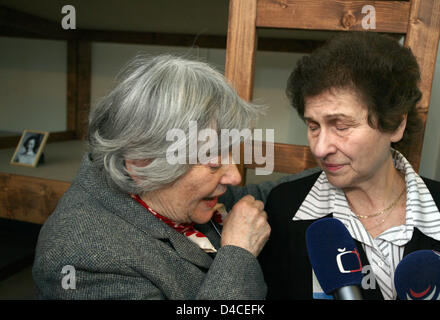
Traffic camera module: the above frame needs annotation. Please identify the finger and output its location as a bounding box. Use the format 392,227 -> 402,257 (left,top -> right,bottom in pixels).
260,210 -> 268,220
241,194 -> 255,202
254,200 -> 264,211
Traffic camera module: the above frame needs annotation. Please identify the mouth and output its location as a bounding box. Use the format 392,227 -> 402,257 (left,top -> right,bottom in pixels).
202,196 -> 219,208
323,163 -> 345,172
202,190 -> 226,209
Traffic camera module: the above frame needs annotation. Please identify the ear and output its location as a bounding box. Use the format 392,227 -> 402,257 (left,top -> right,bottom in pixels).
125,159 -> 152,181
390,114 -> 407,143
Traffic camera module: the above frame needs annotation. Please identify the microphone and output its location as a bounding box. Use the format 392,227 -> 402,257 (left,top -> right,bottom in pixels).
306,218 -> 363,300
394,250 -> 440,300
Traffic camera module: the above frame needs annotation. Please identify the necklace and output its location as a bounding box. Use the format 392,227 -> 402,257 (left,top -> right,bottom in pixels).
353,186 -> 406,220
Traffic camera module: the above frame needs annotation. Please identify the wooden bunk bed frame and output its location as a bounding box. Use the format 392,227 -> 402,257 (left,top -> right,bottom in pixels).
0,1 -> 439,225
225,0 -> 440,183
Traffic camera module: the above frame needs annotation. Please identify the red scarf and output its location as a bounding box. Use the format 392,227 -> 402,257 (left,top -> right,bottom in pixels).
131,194 -> 226,253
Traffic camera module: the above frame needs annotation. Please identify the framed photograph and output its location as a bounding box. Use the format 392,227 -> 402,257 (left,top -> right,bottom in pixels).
10,130 -> 50,167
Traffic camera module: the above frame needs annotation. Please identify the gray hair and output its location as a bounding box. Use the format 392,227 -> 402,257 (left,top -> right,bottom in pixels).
88,54 -> 264,195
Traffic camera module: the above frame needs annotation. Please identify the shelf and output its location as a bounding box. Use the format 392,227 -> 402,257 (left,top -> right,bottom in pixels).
0,140 -> 87,224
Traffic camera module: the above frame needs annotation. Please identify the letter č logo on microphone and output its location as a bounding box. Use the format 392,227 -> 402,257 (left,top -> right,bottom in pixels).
336,247 -> 362,274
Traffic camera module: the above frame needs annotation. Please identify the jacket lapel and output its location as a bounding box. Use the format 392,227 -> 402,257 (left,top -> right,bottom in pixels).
403,227 -> 440,256
166,230 -> 214,269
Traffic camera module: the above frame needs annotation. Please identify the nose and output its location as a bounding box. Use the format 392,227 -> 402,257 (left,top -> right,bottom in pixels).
220,163 -> 242,186
310,128 -> 337,160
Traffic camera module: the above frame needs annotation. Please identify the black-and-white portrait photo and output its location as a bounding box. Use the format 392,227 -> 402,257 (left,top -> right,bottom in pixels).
10,130 -> 49,167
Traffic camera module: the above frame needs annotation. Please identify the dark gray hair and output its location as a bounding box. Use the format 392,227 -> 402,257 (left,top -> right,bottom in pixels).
88,54 -> 264,194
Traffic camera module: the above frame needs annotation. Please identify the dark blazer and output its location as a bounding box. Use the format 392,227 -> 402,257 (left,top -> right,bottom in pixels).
259,171 -> 440,300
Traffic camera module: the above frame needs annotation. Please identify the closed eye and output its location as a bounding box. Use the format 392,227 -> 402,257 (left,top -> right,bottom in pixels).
208,164 -> 222,172
305,120 -> 320,132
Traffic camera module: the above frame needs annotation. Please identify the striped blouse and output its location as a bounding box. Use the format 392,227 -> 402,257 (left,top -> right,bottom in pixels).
293,149 -> 440,300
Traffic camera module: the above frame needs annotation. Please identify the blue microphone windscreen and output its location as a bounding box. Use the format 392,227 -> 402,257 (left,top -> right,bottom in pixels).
394,250 -> 440,300
306,218 -> 363,295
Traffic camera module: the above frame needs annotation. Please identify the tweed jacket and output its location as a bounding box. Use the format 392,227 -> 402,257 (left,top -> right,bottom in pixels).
32,153 -> 317,299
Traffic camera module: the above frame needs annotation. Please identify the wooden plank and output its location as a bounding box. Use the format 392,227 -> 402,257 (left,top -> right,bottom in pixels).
401,0 -> 440,171
258,37 -> 323,53
244,142 -> 317,174
79,29 -> 227,48
67,40 -> 78,132
0,173 -> 71,224
0,25 -> 48,39
0,23 -> 322,54
79,28 -> 324,53
224,0 -> 257,100
225,0 -> 258,183
0,135 -> 21,150
0,5 -> 75,40
47,130 -> 77,143
76,41 -> 92,141
225,0 -> 258,102
256,0 -> 410,33
0,131 -> 77,149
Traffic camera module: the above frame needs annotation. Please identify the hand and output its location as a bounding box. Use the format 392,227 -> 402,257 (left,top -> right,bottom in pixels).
220,195 -> 271,257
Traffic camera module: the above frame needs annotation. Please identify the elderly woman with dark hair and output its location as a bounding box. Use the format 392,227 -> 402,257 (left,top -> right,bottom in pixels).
259,32 -> 440,300
32,54 -> 310,300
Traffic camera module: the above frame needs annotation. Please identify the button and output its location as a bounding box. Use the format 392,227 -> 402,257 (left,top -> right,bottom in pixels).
378,260 -> 384,267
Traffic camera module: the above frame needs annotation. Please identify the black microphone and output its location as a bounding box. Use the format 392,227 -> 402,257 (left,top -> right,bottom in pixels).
306,218 -> 363,300
394,250 -> 440,300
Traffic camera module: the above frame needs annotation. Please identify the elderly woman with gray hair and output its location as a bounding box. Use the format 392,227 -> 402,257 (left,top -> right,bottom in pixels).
32,54 -> 306,299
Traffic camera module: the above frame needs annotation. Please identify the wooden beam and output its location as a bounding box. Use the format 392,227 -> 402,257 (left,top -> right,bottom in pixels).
401,0 -> 440,171
225,0 -> 258,102
244,142 -> 317,174
0,173 -> 71,224
225,0 -> 258,184
79,29 -> 227,48
65,40 -> 92,141
78,28 -> 324,53
0,5 -> 75,40
258,37 -> 323,53
67,41 -> 78,132
85,28 -> 327,53
0,20 -> 324,54
0,131 -> 76,149
76,41 -> 92,140
256,0 -> 410,33
0,25 -> 46,39
0,135 -> 22,150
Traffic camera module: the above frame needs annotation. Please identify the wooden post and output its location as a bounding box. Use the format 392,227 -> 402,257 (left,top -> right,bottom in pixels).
67,40 -> 78,134
67,40 -> 92,141
225,0 -> 258,184
77,41 -> 92,141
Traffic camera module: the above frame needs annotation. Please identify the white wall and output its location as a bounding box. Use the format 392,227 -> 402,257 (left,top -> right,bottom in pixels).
91,43 -> 207,109
0,37 -> 67,134
0,36 -> 439,181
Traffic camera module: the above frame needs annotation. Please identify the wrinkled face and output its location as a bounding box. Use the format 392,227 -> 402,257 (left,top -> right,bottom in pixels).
304,89 -> 404,190
146,155 -> 241,224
